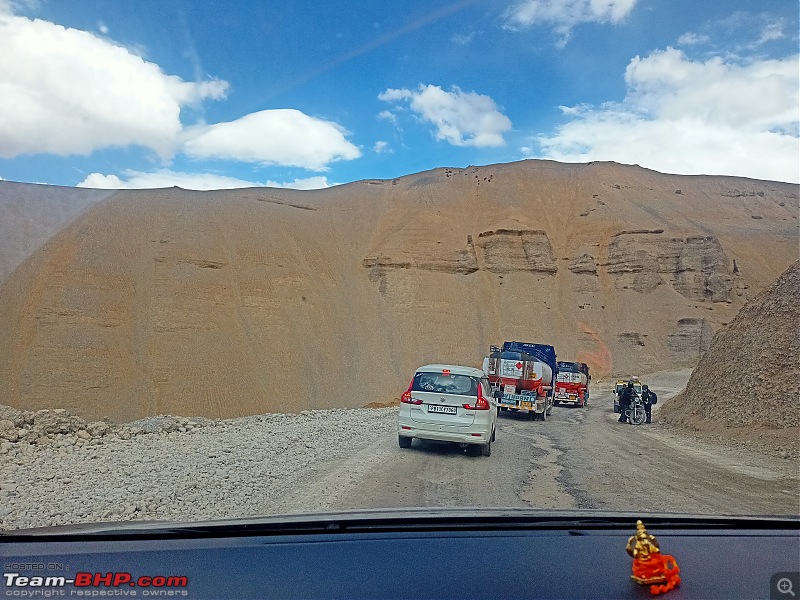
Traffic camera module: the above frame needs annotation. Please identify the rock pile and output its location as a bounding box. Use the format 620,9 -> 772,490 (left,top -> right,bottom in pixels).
658,261 -> 800,457
0,405 -> 215,454
0,405 -> 397,530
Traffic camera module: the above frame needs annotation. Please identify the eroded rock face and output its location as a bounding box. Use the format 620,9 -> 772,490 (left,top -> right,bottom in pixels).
605,232 -> 733,301
666,318 -> 715,364
362,236 -> 479,278
569,253 -> 597,275
476,229 -> 557,274
362,229 -> 558,285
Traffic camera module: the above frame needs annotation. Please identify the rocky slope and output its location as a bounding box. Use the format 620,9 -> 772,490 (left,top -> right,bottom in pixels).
658,261 -> 800,456
0,160 -> 797,421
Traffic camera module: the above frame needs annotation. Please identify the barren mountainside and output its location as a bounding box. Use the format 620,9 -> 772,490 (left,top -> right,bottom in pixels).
0,160 -> 797,421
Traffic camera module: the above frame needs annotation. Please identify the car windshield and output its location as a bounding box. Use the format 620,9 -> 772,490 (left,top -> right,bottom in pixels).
0,0 -> 797,541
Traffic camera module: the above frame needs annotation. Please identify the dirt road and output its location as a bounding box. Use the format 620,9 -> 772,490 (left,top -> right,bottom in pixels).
280,371 -> 798,516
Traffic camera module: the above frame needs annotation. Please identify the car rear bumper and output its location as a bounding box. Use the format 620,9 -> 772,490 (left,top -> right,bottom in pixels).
398,421 -> 491,444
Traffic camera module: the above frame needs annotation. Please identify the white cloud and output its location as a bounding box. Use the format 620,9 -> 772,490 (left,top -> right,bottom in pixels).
378,88 -> 413,102
265,176 -> 331,190
378,84 -> 512,147
535,48 -> 800,183
451,32 -> 475,45
505,0 -> 637,45
0,10 -> 228,159
182,109 -> 361,171
756,20 -> 785,45
377,110 -> 398,124
676,32 -> 709,46
373,140 -> 390,153
78,169 -> 331,190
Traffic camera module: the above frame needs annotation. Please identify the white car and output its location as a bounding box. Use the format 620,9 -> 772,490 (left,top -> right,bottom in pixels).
397,364 -> 497,456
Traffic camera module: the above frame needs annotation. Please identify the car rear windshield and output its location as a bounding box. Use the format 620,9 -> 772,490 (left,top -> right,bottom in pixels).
412,372 -> 479,396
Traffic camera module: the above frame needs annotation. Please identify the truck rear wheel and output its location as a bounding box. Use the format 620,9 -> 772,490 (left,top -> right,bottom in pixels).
398,436 -> 412,448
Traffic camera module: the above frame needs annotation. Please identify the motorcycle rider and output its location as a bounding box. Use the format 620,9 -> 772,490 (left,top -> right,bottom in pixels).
618,381 -> 635,423
641,384 -> 657,424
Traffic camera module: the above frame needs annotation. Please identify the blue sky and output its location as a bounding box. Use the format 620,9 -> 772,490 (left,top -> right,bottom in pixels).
0,0 -> 798,189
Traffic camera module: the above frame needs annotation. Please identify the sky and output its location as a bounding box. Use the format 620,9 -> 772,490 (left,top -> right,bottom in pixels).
0,0 -> 798,190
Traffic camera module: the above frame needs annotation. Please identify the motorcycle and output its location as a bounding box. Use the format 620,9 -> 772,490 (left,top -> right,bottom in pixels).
626,393 -> 647,426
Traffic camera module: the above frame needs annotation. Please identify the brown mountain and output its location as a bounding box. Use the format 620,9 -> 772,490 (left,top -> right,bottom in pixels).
0,182 -> 114,281
658,260 -> 799,455
0,160 -> 797,422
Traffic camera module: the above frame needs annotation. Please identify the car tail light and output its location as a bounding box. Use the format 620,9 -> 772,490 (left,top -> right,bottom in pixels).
400,377 -> 422,405
463,385 -> 490,410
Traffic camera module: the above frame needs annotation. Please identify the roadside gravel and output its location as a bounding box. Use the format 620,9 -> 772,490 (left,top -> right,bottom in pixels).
0,406 -> 396,530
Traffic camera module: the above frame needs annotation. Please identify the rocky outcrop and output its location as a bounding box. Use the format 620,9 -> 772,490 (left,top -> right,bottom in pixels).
363,228 -> 558,285
605,232 -> 733,301
569,253 -> 597,275
476,229 -> 557,274
362,236 -> 479,279
666,318 -> 715,364
617,332 -> 647,348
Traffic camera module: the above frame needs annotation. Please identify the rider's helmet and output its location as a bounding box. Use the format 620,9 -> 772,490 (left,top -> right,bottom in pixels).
627,381 -> 634,388
642,384 -> 649,391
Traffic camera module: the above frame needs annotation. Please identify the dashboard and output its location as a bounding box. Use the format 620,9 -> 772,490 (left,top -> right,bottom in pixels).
2,509 -> 798,599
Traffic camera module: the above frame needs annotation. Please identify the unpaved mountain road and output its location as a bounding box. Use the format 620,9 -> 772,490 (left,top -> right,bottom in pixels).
2,371 -> 796,531
293,371 -> 798,517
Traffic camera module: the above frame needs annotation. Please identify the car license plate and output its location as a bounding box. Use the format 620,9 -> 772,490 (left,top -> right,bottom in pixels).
428,405 -> 457,415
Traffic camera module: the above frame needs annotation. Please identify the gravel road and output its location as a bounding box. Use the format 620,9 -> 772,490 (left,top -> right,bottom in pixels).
1,371 -> 797,531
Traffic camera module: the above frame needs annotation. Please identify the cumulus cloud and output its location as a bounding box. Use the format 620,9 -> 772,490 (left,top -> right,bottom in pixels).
373,140 -> 390,153
182,110 -> 361,171
505,0 -> 637,45
378,84 -> 511,147
535,48 -> 800,183
0,10 -> 228,159
78,169 -> 331,190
